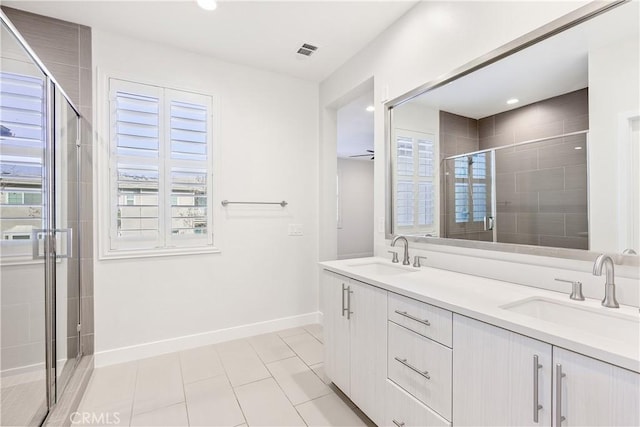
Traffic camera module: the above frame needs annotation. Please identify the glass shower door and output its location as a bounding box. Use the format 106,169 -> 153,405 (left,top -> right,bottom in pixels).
443,151 -> 495,241
53,87 -> 81,397
0,22 -> 49,427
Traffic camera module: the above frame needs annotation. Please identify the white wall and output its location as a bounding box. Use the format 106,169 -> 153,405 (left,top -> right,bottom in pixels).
92,30 -> 319,364
589,34 -> 640,252
337,158 -> 374,259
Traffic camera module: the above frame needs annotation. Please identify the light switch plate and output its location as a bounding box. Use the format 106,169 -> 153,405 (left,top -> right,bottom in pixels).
288,224 -> 303,236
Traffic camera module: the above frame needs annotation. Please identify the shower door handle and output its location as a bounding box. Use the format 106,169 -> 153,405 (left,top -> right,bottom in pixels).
483,216 -> 494,231
31,228 -> 73,259
53,228 -> 73,259
31,228 -> 47,260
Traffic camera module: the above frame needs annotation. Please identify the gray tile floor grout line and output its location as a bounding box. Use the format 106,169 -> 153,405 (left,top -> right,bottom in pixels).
181,371 -> 227,387
176,353 -> 191,427
128,359 -> 189,420
264,354 -> 299,368
230,372 -> 273,389
266,362 -> 310,427
247,337 -> 288,366
225,370 -> 249,427
128,361 -> 140,427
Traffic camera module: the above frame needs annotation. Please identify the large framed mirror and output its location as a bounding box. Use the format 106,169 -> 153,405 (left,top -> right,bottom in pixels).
386,0 -> 639,263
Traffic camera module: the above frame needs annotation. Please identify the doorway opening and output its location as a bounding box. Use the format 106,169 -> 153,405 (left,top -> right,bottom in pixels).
336,89 -> 374,259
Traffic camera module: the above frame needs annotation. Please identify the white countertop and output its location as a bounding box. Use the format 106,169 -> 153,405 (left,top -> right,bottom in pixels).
320,257 -> 640,373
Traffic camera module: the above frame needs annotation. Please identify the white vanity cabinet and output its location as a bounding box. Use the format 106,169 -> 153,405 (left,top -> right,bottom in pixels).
453,315 -> 640,427
453,314 -> 553,426
553,348 -> 640,426
320,270 -> 387,425
387,293 -> 453,425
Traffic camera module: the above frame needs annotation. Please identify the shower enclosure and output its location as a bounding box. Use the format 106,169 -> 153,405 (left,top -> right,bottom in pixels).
443,131 -> 589,249
1,12 -> 83,426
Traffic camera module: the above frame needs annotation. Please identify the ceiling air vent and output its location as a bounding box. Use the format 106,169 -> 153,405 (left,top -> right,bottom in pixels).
297,43 -> 318,57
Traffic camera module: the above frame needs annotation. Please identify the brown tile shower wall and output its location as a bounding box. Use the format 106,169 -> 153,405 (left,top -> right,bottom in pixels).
481,89 -> 589,249
439,111 -> 493,241
478,89 -> 588,149
3,7 -> 94,355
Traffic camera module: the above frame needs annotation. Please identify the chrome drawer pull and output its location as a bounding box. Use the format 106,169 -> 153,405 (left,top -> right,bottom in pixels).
555,364 -> 566,426
394,310 -> 430,326
394,356 -> 430,380
392,420 -> 405,427
533,354 -> 543,423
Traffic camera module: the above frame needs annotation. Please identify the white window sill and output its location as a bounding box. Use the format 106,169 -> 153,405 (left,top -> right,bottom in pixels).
99,245 -> 221,261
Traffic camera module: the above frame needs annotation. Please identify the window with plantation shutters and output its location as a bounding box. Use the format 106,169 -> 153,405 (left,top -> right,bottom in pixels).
108,79 -> 213,253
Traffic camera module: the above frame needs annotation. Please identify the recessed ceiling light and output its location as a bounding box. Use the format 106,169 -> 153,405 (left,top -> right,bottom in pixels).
506,98 -> 519,105
366,105 -> 375,112
574,146 -> 583,150
197,0 -> 217,11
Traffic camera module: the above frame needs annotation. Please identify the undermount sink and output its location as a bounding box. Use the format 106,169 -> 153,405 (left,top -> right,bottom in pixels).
346,261 -> 418,276
501,297 -> 640,345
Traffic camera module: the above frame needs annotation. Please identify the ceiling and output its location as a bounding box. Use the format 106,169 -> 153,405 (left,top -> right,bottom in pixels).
337,91 -> 374,159
3,0 -> 417,82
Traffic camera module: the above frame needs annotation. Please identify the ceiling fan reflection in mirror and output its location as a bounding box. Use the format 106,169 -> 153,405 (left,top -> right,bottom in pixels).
350,149 -> 374,160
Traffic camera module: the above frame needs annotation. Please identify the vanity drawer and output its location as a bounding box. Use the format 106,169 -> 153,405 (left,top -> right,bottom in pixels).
385,380 -> 450,427
388,321 -> 452,421
388,292 -> 452,347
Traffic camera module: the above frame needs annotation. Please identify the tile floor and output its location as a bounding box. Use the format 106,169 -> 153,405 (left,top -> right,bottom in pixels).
74,324 -> 374,426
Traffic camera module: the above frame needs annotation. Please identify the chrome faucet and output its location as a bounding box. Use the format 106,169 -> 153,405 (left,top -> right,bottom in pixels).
593,254 -> 620,308
391,235 -> 410,266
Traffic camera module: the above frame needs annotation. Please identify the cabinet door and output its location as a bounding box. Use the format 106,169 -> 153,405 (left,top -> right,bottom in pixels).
453,315 -> 552,426
553,347 -> 640,426
320,270 -> 351,394
350,279 -> 387,426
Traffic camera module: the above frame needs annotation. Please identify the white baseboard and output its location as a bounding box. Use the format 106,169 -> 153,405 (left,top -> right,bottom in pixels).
94,311 -> 321,367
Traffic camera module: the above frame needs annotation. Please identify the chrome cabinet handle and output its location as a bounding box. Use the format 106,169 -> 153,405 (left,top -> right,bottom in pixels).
394,310 -> 430,326
394,356 -> 430,380
341,283 -> 346,318
347,286 -> 353,320
533,355 -> 543,423
555,364 -> 566,426
392,420 -> 405,427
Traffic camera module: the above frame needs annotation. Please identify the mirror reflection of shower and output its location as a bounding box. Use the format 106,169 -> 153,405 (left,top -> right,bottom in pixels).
442,129 -> 588,249
443,150 -> 494,243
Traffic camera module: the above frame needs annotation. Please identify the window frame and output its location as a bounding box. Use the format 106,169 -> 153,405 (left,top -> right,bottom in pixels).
99,74 -> 219,259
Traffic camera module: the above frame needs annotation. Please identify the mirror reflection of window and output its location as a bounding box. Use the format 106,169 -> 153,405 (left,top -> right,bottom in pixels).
394,129 -> 437,236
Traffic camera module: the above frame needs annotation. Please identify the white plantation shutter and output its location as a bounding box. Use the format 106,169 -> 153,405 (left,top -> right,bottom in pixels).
108,79 -> 213,252
166,92 -> 211,245
394,129 -> 437,235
